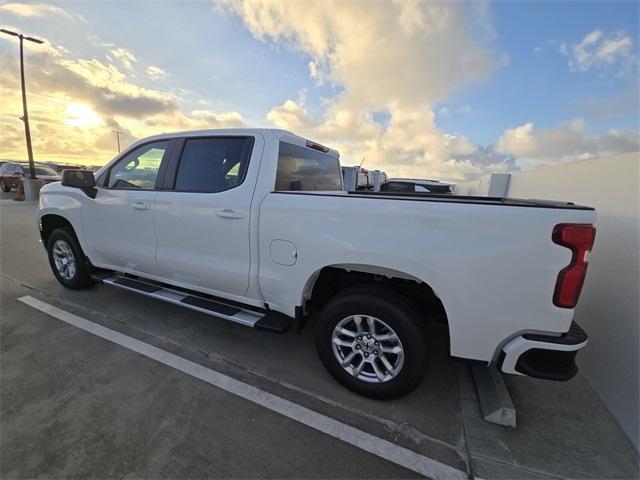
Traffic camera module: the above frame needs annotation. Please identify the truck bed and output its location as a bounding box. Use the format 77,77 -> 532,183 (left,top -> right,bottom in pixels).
275,190 -> 595,211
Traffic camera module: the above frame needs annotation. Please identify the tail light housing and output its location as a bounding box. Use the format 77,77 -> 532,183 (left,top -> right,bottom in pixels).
552,224 -> 596,308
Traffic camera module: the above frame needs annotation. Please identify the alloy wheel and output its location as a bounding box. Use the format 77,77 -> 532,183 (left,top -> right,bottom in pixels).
331,314 -> 405,383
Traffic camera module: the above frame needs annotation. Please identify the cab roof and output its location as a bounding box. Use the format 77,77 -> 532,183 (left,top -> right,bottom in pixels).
131,128 -> 340,158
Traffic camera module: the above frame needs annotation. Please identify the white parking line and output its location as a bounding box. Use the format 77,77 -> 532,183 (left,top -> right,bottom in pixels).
19,295 -> 470,480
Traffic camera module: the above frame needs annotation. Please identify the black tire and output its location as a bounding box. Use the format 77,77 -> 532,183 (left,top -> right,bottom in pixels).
315,285 -> 429,400
0,181 -> 11,192
47,227 -> 95,289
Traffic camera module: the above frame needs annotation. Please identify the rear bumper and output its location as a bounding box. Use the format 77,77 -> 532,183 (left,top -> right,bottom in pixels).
499,321 -> 588,381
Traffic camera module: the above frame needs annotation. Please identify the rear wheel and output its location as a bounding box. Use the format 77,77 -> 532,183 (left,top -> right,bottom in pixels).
0,181 -> 11,192
315,285 -> 429,399
47,227 -> 95,289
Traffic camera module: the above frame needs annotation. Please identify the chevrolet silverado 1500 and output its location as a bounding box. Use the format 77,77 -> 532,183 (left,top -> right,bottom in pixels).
37,128 -> 596,399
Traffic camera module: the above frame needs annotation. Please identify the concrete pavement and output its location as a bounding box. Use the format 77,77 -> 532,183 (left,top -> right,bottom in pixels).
1,196 -> 638,478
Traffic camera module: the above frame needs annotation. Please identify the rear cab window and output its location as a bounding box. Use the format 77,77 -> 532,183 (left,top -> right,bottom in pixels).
275,141 -> 342,191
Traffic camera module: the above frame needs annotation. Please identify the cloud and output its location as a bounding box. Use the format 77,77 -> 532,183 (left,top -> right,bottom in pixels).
223,2 -> 639,180
28,55 -> 180,118
190,110 -> 244,127
561,29 -> 635,73
267,99 -> 319,132
223,0 -> 506,181
0,42 -> 244,164
0,2 -> 78,20
146,65 -> 167,80
307,60 -> 324,83
495,122 -> 537,156
266,97 -> 511,181
571,86 -> 639,120
438,105 -> 473,117
225,0 -> 496,108
109,48 -> 137,70
495,119 -> 639,168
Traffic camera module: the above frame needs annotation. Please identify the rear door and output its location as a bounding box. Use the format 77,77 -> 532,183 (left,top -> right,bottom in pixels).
81,140 -> 173,275
153,135 -> 259,296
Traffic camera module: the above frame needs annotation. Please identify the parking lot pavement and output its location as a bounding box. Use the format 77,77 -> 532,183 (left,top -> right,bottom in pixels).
1,200 -> 638,479
0,192 -> 17,202
2,280 -> 426,479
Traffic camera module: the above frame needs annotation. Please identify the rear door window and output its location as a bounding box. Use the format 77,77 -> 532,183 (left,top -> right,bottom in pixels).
275,141 -> 342,191
174,137 -> 252,193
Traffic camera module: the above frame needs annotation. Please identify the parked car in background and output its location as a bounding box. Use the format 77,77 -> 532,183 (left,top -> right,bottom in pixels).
342,166 -> 388,191
384,178 -> 456,194
343,167 -> 454,194
0,162 -> 61,192
45,162 -> 85,173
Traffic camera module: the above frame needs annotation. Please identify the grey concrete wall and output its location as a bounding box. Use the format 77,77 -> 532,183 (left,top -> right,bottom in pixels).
460,153 -> 639,450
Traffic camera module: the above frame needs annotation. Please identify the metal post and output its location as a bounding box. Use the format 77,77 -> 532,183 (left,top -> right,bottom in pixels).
112,130 -> 122,153
1,29 -> 43,180
19,36 -> 36,178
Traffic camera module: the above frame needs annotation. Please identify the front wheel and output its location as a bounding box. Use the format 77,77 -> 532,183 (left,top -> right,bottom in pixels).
0,181 -> 11,192
47,227 -> 95,289
315,285 -> 429,400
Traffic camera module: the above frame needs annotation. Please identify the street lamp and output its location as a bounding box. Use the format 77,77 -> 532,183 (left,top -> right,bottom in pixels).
112,130 -> 123,153
1,28 -> 44,179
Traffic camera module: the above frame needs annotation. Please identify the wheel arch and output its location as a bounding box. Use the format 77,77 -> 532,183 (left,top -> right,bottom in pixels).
38,207 -> 89,261
40,213 -> 75,245
301,264 -> 451,327
38,186 -> 89,252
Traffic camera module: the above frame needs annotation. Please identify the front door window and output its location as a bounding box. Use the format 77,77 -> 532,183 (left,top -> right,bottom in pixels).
108,141 -> 168,190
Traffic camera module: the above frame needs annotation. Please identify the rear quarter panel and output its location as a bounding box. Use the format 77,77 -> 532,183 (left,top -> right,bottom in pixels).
258,192 -> 597,362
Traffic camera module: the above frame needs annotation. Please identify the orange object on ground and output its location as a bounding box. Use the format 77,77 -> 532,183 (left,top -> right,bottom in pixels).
14,181 -> 24,201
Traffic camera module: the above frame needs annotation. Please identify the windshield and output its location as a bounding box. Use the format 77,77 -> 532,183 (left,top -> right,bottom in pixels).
35,166 -> 58,176
16,165 -> 58,176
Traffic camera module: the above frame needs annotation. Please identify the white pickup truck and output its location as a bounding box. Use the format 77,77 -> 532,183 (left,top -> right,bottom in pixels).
37,128 -> 596,399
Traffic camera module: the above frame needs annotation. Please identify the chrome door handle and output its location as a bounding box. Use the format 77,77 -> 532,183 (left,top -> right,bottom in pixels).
131,202 -> 150,211
215,209 -> 244,219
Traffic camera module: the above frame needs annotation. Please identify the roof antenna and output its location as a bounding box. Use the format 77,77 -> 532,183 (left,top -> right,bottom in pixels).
359,157 -> 366,167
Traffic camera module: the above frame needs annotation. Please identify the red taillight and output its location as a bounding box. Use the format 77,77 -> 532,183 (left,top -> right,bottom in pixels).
552,224 -> 596,308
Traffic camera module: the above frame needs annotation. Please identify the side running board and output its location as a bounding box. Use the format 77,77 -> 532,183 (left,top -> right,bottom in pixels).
92,272 -> 290,333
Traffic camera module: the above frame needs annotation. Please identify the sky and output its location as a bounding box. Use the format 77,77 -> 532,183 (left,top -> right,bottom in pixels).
0,0 -> 638,182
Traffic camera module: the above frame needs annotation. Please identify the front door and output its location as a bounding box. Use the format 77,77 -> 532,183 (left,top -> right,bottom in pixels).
154,136 -> 258,297
82,140 -> 170,275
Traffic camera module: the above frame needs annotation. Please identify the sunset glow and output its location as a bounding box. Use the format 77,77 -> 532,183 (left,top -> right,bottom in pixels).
63,102 -> 103,128
0,1 -> 637,175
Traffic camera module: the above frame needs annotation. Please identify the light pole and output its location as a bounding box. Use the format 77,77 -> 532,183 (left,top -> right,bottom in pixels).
1,28 -> 43,179
112,130 -> 123,153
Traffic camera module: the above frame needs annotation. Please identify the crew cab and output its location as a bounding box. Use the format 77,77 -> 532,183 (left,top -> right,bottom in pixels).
37,128 -> 596,399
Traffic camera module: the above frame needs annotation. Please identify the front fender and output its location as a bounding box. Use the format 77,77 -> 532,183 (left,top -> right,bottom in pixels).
38,184 -> 90,254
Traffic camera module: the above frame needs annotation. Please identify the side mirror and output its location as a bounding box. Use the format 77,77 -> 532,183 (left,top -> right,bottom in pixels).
61,169 -> 97,198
